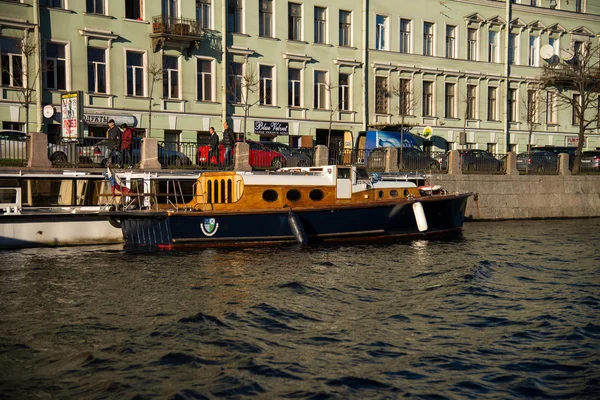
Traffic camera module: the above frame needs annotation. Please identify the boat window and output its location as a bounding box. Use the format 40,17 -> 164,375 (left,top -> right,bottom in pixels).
390,189 -> 398,198
286,189 -> 301,202
355,167 -> 369,180
378,190 -> 384,199
403,189 -> 409,196
337,167 -> 351,179
262,189 -> 278,202
309,189 -> 324,201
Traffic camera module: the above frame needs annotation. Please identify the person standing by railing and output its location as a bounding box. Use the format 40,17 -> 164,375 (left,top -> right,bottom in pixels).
120,123 -> 134,168
106,119 -> 121,166
222,122 -> 236,167
208,126 -> 219,165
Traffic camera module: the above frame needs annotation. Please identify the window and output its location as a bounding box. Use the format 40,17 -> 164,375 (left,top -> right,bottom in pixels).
163,55 -> 179,99
314,7 -> 326,44
489,31 -> 498,63
549,37 -> 558,56
1,37 -> 23,87
288,3 -> 302,41
228,62 -> 243,103
2,121 -> 24,131
508,33 -> 518,65
86,0 -> 104,14
259,0 -> 273,38
339,11 -> 351,47
575,0 -> 583,12
445,83 -> 455,118
487,87 -> 497,120
527,89 -> 537,123
197,59 -> 212,101
529,35 -> 538,67
125,0 -> 142,19
126,51 -> 145,97
375,76 -> 388,114
446,25 -> 456,58
40,0 -> 63,7
339,73 -> 350,111
572,94 -> 581,125
467,28 -> 477,61
45,42 -> 66,91
87,47 -> 106,93
314,71 -> 328,109
508,88 -> 517,122
227,0 -> 243,34
399,19 -> 411,54
197,0 -> 211,29
162,0 -> 178,19
423,22 -> 434,56
546,91 -> 557,124
288,68 -> 301,107
259,65 -> 273,105
422,81 -> 433,116
573,40 -> 585,59
398,78 -> 411,115
375,15 -> 388,50
467,84 -> 477,119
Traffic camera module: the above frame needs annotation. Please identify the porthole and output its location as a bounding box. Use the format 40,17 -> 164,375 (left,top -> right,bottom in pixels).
390,189 -> 398,198
378,190 -> 384,199
262,189 -> 278,202
286,189 -> 302,202
309,189 -> 324,201
403,189 -> 409,197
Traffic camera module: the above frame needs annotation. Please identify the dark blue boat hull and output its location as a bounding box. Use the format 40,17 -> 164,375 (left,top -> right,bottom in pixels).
117,194 -> 470,247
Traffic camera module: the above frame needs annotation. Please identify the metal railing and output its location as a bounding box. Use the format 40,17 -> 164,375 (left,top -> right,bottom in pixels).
0,136 -> 29,167
158,141 -> 197,169
152,15 -> 206,38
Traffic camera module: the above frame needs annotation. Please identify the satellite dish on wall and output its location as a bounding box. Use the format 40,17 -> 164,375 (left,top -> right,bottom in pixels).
562,51 -> 575,63
540,44 -> 554,60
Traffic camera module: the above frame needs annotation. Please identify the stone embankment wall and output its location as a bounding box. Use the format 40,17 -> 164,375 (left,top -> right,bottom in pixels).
433,174 -> 600,220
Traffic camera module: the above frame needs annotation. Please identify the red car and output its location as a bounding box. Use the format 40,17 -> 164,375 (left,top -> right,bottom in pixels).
197,140 -> 287,169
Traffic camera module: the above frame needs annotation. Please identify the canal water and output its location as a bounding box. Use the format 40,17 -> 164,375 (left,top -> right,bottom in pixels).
1,219 -> 599,399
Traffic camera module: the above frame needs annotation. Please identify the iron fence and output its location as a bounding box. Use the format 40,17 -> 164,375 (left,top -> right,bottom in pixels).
158,141 -> 197,169
0,135 -> 28,167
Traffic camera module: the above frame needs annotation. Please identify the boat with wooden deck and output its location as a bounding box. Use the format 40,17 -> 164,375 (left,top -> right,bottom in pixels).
102,165 -> 472,248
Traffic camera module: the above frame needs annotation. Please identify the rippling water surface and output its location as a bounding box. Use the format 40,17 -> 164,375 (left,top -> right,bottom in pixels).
1,219 -> 599,399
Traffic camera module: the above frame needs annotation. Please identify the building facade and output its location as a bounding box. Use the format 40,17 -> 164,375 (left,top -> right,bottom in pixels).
0,0 -> 599,153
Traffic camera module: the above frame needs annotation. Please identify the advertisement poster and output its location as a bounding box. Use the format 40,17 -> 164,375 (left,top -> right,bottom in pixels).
61,92 -> 80,138
364,130 -> 418,150
254,120 -> 289,135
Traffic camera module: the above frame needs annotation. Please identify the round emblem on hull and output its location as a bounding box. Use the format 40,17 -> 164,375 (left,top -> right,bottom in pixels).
200,218 -> 219,236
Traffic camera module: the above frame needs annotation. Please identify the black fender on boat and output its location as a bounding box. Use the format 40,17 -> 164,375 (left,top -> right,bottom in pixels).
287,210 -> 307,245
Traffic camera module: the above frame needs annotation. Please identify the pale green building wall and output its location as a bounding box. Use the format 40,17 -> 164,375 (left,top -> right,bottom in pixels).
0,0 -> 599,152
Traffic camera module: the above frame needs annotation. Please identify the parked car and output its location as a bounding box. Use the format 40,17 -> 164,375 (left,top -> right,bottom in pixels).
530,146 -> 577,169
516,151 -> 558,174
580,150 -> 600,172
48,137 -> 113,166
459,149 -> 502,172
127,139 -> 191,167
259,141 -> 311,167
197,140 -> 286,169
0,130 -> 28,162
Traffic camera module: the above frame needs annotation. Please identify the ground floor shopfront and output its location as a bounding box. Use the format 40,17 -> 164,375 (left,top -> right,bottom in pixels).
1,103 -> 599,152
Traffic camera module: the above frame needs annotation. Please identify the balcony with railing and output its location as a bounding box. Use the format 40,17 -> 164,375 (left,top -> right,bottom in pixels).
150,15 -> 220,54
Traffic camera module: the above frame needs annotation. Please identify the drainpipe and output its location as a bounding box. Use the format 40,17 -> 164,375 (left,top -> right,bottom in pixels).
362,0 -> 368,131
504,0 -> 511,153
221,0 -> 227,124
33,0 -> 43,132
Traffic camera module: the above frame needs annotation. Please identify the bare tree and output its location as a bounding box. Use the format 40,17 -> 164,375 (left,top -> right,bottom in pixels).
324,81 -> 341,148
226,61 -> 259,141
521,85 -> 546,152
147,60 -> 163,138
539,42 -> 600,173
0,36 -> 40,133
390,77 -> 419,166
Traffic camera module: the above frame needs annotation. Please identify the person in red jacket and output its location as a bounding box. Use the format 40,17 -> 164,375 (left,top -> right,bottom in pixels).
120,123 -> 134,167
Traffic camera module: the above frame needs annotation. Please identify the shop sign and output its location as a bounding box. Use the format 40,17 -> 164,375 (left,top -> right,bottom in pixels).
61,92 -> 82,138
566,136 -> 584,147
84,114 -> 137,127
254,120 -> 289,135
